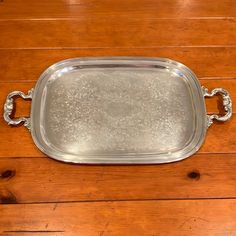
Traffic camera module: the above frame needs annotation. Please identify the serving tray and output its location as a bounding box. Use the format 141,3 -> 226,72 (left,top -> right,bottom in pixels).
4,57 -> 232,164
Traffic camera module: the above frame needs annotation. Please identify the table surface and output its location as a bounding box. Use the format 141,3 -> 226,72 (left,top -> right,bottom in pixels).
0,0 -> 236,235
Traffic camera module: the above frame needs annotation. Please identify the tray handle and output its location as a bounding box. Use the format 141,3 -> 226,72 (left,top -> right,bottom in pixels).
3,89 -> 34,130
202,86 -> 232,127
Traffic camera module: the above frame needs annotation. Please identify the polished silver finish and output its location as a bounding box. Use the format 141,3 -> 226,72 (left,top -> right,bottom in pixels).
3,57 -> 233,164
3,89 -> 34,130
202,86 -> 232,127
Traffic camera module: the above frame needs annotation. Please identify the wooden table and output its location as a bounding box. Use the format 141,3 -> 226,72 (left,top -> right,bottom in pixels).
0,0 -> 236,235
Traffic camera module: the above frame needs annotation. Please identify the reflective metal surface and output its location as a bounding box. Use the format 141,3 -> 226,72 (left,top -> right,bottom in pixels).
3,57 -> 233,164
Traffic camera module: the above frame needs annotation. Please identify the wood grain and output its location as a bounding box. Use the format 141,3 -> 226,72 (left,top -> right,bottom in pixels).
1,48 -> 236,82
1,154 -> 236,203
0,0 -> 236,235
0,0 -> 235,19
1,199 -> 236,235
0,19 -> 235,48
0,79 -> 235,158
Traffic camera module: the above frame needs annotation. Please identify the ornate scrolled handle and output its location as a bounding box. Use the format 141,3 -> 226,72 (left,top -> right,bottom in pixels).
202,86 -> 232,127
3,89 -> 34,130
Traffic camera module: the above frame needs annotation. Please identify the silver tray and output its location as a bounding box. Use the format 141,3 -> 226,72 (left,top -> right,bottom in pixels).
4,57 -> 232,164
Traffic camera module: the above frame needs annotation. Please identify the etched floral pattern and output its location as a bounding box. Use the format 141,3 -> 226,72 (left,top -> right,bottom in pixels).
43,69 -> 194,155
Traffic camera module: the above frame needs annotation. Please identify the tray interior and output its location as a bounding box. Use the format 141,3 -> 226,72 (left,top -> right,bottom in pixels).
31,58 -> 206,163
